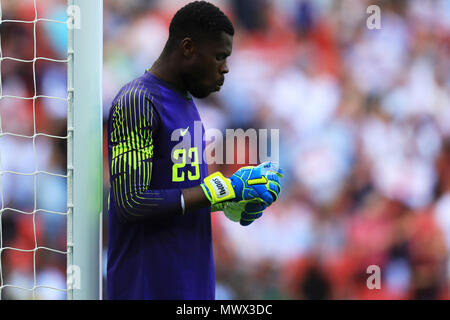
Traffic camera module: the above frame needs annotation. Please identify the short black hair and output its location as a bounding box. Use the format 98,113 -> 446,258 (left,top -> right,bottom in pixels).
167,1 -> 234,49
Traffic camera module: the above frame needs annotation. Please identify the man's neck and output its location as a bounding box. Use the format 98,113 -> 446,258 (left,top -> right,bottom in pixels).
149,54 -> 187,94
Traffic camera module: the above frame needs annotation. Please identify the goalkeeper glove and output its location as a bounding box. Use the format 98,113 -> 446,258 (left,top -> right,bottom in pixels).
201,161 -> 283,207
223,200 -> 267,226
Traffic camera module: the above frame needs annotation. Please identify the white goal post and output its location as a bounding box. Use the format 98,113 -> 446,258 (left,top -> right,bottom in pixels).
0,0 -> 102,300
67,0 -> 103,300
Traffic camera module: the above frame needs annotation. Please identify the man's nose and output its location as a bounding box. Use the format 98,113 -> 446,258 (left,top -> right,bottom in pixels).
220,62 -> 229,74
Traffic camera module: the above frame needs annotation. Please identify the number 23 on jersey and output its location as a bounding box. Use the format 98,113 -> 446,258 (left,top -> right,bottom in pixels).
172,147 -> 200,182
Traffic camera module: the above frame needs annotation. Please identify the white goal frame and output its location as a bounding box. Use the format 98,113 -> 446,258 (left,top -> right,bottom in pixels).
0,0 -> 102,300
67,0 -> 103,300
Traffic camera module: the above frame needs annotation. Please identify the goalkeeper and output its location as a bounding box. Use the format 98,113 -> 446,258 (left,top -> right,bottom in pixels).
106,1 -> 283,300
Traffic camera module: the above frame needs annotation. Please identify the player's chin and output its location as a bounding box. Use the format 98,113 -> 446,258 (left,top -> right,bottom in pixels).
191,87 -> 218,98
209,83 -> 223,94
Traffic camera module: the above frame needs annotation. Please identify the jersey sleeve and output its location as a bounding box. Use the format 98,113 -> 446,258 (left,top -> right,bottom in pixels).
109,84 -> 183,222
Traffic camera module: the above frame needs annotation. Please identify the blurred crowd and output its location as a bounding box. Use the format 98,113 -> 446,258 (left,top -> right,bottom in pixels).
1,0 -> 450,299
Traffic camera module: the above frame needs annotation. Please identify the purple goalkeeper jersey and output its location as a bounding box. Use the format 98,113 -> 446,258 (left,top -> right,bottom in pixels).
106,70 -> 214,300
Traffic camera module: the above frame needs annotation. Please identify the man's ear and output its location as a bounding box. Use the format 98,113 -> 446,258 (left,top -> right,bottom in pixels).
180,37 -> 195,59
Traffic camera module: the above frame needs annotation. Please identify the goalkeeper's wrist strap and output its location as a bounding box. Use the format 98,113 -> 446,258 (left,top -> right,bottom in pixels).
200,172 -> 236,205
180,193 -> 186,215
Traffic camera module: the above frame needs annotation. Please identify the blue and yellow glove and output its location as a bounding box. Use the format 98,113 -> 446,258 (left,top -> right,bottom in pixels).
201,161 -> 283,208
223,200 -> 268,226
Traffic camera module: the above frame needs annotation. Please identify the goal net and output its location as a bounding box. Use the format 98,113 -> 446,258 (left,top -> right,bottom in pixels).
0,0 -> 102,300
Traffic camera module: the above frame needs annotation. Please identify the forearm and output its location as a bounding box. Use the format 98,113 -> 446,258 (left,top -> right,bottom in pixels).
181,185 -> 211,214
113,185 -> 184,222
111,156 -> 211,221
114,186 -> 211,222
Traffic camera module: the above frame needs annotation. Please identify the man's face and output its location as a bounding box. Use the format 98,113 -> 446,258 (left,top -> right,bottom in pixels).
182,31 -> 233,98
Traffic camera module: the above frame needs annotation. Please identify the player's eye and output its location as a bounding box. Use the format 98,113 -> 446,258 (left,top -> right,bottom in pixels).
216,54 -> 227,61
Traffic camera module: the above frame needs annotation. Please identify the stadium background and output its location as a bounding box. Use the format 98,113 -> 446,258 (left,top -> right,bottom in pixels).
1,0 -> 450,299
